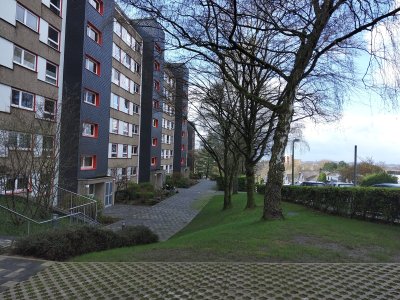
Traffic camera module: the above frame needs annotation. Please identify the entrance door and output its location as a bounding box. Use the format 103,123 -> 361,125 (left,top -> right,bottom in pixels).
104,181 -> 113,207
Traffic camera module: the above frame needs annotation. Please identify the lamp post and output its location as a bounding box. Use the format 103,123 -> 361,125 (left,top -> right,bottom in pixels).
291,138 -> 300,185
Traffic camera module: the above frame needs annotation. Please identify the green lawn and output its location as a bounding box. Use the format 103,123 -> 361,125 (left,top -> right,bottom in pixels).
73,193 -> 400,263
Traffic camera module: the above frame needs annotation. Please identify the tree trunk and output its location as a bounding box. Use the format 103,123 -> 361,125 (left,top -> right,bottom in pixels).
245,162 -> 256,209
262,104 -> 293,220
223,183 -> 232,210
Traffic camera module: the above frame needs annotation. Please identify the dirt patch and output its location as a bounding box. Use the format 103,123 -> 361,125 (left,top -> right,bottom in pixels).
292,235 -> 385,262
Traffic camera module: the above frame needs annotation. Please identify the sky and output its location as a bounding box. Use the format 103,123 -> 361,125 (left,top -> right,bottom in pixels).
295,96 -> 400,165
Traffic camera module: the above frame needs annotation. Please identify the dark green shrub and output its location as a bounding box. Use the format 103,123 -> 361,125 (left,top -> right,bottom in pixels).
256,184 -> 265,195
166,174 -> 195,188
115,190 -> 130,203
360,172 -> 398,187
117,225 -> 159,245
281,186 -> 400,224
12,225 -> 159,261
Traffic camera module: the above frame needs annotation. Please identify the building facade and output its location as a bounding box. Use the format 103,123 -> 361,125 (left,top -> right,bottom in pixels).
0,0 -> 66,194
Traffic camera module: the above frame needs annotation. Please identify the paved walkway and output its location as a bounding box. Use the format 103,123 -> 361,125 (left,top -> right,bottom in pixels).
1,262 -> 400,299
104,179 -> 219,241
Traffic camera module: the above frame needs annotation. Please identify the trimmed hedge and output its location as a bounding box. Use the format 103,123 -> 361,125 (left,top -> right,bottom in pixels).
12,225 -> 158,261
278,186 -> 400,223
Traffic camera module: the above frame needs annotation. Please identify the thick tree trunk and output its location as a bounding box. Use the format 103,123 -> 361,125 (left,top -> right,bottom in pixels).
223,183 -> 232,210
245,163 -> 256,209
262,104 -> 293,220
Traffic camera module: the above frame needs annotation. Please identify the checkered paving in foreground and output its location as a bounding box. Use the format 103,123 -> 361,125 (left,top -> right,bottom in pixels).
1,262 -> 399,299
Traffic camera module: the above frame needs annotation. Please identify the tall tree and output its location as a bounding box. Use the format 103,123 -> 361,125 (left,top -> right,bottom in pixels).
124,0 -> 400,219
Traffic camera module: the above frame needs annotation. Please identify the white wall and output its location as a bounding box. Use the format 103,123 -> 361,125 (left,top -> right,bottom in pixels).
0,37 -> 14,69
0,0 -> 16,26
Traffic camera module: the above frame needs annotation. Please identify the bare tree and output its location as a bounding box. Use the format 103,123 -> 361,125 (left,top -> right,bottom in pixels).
122,0 -> 400,219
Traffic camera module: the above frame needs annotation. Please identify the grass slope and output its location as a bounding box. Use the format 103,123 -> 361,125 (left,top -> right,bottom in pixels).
73,193 -> 400,263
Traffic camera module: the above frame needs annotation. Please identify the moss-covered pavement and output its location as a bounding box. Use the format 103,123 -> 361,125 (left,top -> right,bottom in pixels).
1,262 -> 400,299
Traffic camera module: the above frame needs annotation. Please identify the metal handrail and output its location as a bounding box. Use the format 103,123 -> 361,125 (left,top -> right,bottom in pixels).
0,204 -> 97,235
56,186 -> 97,204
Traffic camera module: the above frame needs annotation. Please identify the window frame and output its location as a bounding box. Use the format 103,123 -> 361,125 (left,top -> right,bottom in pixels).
132,145 -> 138,155
81,155 -> 97,170
16,4 -> 39,32
48,25 -> 60,50
85,55 -> 101,76
13,45 -> 37,71
110,143 -> 117,158
82,122 -> 98,138
152,138 -> 158,147
87,22 -> 102,45
152,118 -> 158,128
151,157 -> 157,166
11,89 -> 35,111
49,0 -> 62,15
45,61 -> 58,85
83,89 -> 100,106
43,99 -> 56,120
122,144 -> 128,158
88,0 -> 104,15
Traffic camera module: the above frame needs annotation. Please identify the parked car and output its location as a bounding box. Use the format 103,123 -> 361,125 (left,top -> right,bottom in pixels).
371,183 -> 400,188
332,182 -> 354,187
300,181 -> 325,187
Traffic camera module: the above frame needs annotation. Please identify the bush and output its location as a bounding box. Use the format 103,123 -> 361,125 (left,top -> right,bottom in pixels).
237,176 -> 247,192
166,174 -> 196,188
12,225 -> 158,261
117,225 -> 159,245
281,186 -> 400,223
360,172 -> 398,187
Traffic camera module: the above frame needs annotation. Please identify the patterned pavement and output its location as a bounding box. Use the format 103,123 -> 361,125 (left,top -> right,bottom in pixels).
1,262 -> 400,299
104,179 -> 219,241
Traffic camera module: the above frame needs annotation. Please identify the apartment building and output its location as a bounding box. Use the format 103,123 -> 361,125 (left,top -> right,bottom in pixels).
132,18 -> 165,187
60,0 -> 115,206
167,63 -> 190,176
161,66 -> 176,175
0,0 -> 66,194
108,7 -> 143,187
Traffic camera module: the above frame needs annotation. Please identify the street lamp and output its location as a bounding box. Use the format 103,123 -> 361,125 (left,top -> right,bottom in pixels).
291,138 -> 300,185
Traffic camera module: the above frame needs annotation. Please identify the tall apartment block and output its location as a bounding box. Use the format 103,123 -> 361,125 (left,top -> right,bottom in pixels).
0,0 -> 66,194
0,0 -> 193,205
60,1 -> 143,207
132,19 -> 165,187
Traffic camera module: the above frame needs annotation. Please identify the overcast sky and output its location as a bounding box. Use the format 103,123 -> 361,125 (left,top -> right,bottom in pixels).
294,93 -> 400,165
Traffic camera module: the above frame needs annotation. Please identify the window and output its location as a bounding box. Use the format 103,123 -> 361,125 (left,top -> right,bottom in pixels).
13,46 -> 36,71
122,99 -> 129,114
132,124 -> 139,134
122,144 -> 128,158
110,143 -> 117,158
154,80 -> 160,91
130,166 -> 137,176
122,121 -> 129,136
132,104 -> 139,114
110,93 -> 119,109
181,158 -> 185,165
132,145 -> 138,155
113,19 -> 121,36
49,0 -> 61,15
81,155 -> 96,170
87,23 -> 102,44
151,157 -> 157,166
152,119 -> 158,128
154,60 -> 160,71
46,62 -> 58,85
83,89 -> 99,106
11,89 -> 34,110
133,83 -> 140,94
86,56 -> 100,75
181,144 -> 185,151
16,4 -> 38,31
182,131 -> 186,137
112,43 -> 121,61
112,68 -> 119,84
8,132 -> 31,150
43,136 -> 54,152
82,122 -> 98,138
132,61 -> 141,73
48,26 -> 60,50
110,118 -> 118,134
152,138 -> 157,146
88,0 -> 103,14
44,99 -> 56,120
135,42 -> 142,53
121,27 -> 131,46
122,52 -> 131,68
